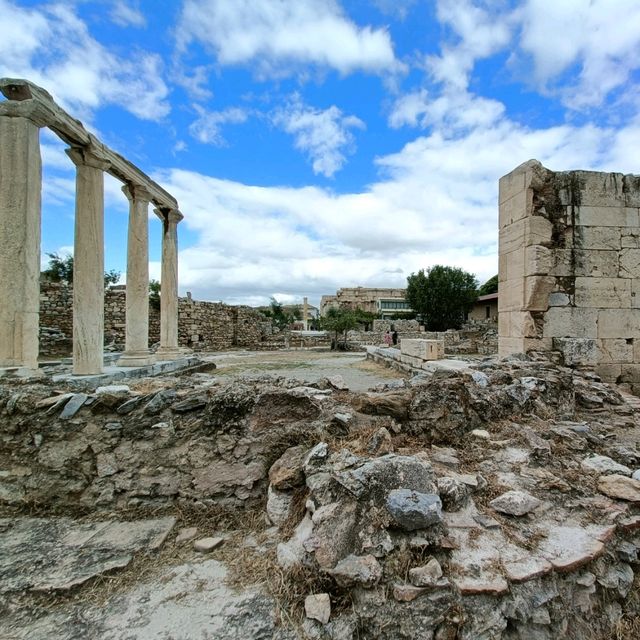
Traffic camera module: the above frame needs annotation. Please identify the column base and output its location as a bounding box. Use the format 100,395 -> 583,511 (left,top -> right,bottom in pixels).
117,350 -> 156,367
155,346 -> 183,360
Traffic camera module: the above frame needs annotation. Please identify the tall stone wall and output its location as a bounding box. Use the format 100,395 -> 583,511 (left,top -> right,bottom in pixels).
39,281 -> 271,355
499,159 -> 640,387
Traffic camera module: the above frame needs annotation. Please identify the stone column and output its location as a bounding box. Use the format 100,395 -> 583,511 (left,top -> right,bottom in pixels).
156,208 -> 183,359
0,115 -> 42,372
118,184 -> 154,367
303,296 -> 309,330
67,147 -> 109,375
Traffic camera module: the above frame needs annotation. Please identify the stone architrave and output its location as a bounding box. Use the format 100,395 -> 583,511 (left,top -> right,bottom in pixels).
67,146 -> 110,376
0,115 -> 42,372
118,184 -> 154,367
156,208 -> 182,360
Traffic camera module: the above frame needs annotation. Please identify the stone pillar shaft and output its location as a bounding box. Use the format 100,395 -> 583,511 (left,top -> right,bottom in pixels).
0,116 -> 42,371
118,185 -> 154,367
157,208 -> 182,359
67,147 -> 109,375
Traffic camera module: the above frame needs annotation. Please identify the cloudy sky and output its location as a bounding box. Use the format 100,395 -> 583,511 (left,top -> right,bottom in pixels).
2,0 -> 640,307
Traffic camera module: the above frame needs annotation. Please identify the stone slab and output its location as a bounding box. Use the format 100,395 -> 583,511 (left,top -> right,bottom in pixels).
0,516 -> 175,593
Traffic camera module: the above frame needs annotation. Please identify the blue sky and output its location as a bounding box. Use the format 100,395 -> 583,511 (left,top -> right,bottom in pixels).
2,0 -> 640,307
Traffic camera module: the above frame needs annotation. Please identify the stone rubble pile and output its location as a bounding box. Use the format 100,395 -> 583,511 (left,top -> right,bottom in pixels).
0,353 -> 639,638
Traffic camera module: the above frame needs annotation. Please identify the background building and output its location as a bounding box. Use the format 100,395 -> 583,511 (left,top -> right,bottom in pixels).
320,287 -> 411,318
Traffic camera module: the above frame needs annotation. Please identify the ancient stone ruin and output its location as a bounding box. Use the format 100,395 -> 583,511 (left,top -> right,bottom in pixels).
1,89 -> 640,639
499,159 -> 640,392
0,78 -> 184,376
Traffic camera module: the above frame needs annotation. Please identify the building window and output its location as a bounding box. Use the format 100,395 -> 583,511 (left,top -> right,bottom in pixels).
485,305 -> 491,319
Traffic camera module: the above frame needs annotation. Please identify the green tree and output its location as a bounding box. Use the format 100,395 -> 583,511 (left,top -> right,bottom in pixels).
478,274 -> 498,296
353,308 -> 376,331
42,252 -> 121,289
406,265 -> 478,331
321,307 -> 358,350
149,279 -> 161,310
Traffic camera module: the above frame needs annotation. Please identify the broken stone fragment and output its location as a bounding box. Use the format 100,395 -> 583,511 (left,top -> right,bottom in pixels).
437,476 -> 469,511
489,490 -> 541,516
393,583 -> 428,602
471,429 -> 491,440
386,489 -> 443,530
328,554 -> 382,588
171,395 -> 207,413
194,536 -> 224,552
305,593 -> 331,624
598,474 -> 640,502
269,444 -> 307,490
266,485 -> 294,526
327,375 -> 348,390
95,385 -> 131,407
59,393 -> 88,420
175,527 -> 198,544
581,455 -> 632,476
367,427 -> 392,455
143,389 -> 177,415
409,557 -> 443,587
632,469 -> 640,482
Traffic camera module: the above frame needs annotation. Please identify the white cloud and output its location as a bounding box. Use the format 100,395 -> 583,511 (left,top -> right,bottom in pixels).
153,104 -> 640,306
110,0 -> 146,28
189,105 -> 250,145
0,0 -> 169,121
272,96 -> 365,177
373,0 -> 417,20
176,0 -> 403,77
518,0 -> 640,108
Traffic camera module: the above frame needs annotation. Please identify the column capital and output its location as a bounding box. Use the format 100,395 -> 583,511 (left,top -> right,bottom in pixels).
0,99 -> 50,128
122,183 -> 152,203
155,207 -> 184,225
66,146 -> 111,171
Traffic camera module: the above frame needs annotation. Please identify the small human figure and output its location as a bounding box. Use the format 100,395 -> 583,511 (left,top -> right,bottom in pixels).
384,330 -> 392,347
392,329 -> 398,346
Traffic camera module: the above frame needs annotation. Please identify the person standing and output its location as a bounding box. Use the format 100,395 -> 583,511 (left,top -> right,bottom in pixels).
384,330 -> 392,347
392,329 -> 398,346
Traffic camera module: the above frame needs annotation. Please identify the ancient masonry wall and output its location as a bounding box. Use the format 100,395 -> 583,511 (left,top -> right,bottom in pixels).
39,282 -> 270,354
499,159 -> 640,388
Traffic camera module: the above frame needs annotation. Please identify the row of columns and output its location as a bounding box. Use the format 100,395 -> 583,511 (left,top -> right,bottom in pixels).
0,112 -> 183,375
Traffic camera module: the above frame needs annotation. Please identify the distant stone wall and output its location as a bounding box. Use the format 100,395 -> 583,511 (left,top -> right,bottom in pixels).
499,159 -> 640,388
39,282 -> 274,355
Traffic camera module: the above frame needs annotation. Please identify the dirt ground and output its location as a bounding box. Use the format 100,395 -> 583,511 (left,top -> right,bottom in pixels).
200,349 -> 406,391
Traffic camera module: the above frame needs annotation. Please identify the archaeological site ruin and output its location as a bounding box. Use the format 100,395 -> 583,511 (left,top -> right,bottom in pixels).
1,80 -> 640,640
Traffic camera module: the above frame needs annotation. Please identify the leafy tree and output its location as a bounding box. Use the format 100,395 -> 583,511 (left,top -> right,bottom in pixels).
478,274 -> 498,296
321,307 -> 358,350
406,265 -> 478,331
149,279 -> 161,310
263,297 -> 299,330
353,308 -> 376,331
42,252 -> 121,289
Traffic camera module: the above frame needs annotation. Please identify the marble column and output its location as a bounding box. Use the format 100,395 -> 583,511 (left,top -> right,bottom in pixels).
118,184 -> 154,367
156,208 -> 182,359
0,116 -> 42,372
67,147 -> 109,375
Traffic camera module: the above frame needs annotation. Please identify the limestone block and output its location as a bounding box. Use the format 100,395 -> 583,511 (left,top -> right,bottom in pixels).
552,338 -> 599,366
551,249 -> 575,277
499,216 -> 553,255
621,231 -> 640,248
595,363 -> 622,383
573,171 -> 630,207
499,311 -> 537,338
597,309 -> 640,339
598,339 -> 634,364
499,165 -> 527,204
499,189 -> 532,227
499,336 -> 526,357
619,248 -> 640,278
542,308 -> 598,338
523,276 -> 555,311
400,339 -> 444,361
574,250 -> 620,278
548,292 -> 571,307
498,279 -> 524,313
620,364 -> 640,384
576,206 -> 639,227
525,245 -> 553,276
576,226 -> 621,250
574,277 -> 631,308
500,249 -> 524,282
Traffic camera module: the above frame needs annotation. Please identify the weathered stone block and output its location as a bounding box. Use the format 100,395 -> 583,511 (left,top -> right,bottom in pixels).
597,309 -> 640,339
498,279 -> 524,313
575,226 -> 621,250
595,363 -> 622,383
553,338 -> 599,366
525,245 -> 553,276
619,248 -> 640,278
499,311 -> 537,338
620,364 -> 640,383
499,164 -> 527,204
576,206 -> 639,227
523,276 -> 555,311
548,292 -> 571,307
400,339 -> 444,361
542,308 -> 598,338
574,277 -> 631,308
499,216 -> 553,255
500,249 -> 524,282
574,250 -> 620,278
499,189 -> 532,227
598,338 -> 634,364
